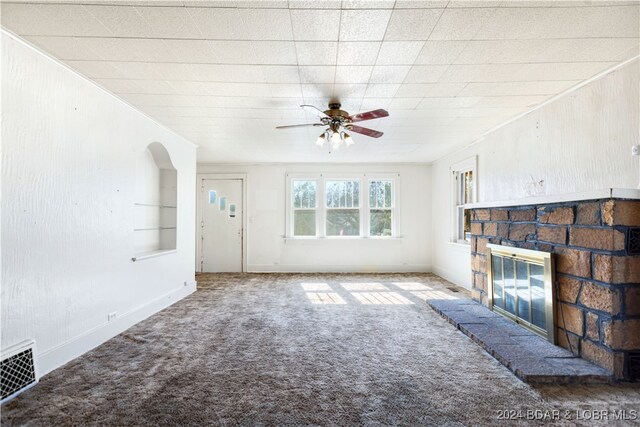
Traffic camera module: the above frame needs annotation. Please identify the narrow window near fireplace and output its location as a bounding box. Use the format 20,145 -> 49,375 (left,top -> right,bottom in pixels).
487,244 -> 556,344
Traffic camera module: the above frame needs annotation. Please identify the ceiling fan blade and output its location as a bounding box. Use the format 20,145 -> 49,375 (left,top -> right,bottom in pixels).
349,109 -> 389,123
276,123 -> 324,129
348,125 -> 384,138
300,104 -> 331,118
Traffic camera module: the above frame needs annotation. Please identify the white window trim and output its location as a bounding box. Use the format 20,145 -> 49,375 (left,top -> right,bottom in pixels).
450,156 -> 477,244
285,172 -> 400,239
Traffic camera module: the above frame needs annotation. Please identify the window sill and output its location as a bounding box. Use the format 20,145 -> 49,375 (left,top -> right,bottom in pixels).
446,241 -> 471,252
284,236 -> 403,244
131,249 -> 177,262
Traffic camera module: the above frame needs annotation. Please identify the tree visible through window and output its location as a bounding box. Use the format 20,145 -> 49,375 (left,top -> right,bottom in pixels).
369,180 -> 393,236
326,180 -> 360,236
292,180 -> 317,236
452,157 -> 476,242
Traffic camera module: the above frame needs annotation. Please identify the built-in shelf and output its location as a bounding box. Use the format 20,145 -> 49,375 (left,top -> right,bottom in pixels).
133,142 -> 178,257
131,249 -> 177,262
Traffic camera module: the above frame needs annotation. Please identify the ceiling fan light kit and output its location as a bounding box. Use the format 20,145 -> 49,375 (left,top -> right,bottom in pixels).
276,102 -> 389,151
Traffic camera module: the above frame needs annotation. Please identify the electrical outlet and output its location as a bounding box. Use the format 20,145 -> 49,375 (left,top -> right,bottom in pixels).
108,312 -> 117,321
633,145 -> 640,156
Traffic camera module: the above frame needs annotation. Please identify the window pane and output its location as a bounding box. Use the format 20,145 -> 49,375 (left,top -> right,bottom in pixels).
530,264 -> 546,329
370,209 -> 392,236
369,180 -> 392,209
326,181 -> 359,208
326,209 -> 359,236
294,210 -> 316,236
293,180 -> 316,209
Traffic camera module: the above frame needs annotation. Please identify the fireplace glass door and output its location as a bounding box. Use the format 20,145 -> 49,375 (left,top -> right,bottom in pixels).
487,244 -> 555,343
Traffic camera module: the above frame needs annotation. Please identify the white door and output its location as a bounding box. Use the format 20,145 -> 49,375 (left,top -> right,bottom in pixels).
200,179 -> 243,272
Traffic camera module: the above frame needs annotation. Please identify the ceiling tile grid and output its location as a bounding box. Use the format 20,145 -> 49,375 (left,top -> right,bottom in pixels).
1,0 -> 638,163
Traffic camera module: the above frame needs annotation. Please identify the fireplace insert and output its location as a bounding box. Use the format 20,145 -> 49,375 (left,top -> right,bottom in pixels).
486,244 -> 556,344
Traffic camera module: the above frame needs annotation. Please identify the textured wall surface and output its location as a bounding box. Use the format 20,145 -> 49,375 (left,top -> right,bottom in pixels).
197,163 -> 431,272
431,59 -> 640,289
1,32 -> 197,376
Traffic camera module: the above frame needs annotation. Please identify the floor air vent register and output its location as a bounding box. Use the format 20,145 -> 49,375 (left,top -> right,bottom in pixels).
1,340 -> 38,403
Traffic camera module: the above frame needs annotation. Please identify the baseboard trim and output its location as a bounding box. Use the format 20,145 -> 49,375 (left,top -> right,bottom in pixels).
432,266 -> 472,290
247,264 -> 431,273
37,282 -> 196,377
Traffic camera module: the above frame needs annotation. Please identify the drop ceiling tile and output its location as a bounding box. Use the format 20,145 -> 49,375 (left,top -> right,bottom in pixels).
339,9 -> 393,41
162,39 -> 218,63
438,64 -> 525,83
337,42 -> 381,65
134,6 -> 203,39
394,1 -> 448,8
458,80 -> 579,97
93,78 -> 142,94
188,64 -> 262,82
477,6 -> 640,39
414,40 -> 468,65
82,5 -> 152,38
262,65 -> 302,83
135,80 -> 178,94
64,60 -> 126,79
515,62 -> 618,82
384,9 -> 443,41
299,66 -> 336,83
376,41 -> 425,65
535,38 -> 640,63
106,61 -> 163,80
403,65 -> 449,83
448,1 -> 502,7
334,83 -> 367,98
369,66 -> 412,83
417,97 -> 481,109
394,83 -> 436,97
296,42 -> 338,65
252,41 -> 298,64
335,66 -> 373,84
289,0 -> 342,8
187,7 -> 244,39
474,95 -> 549,108
148,63 -> 197,81
24,36 -> 103,61
301,84 -> 334,98
2,3 -> 113,37
425,83 -> 467,97
342,0 -> 395,8
453,40 -> 549,64
270,84 -> 304,98
429,7 -> 497,40
364,84 -> 400,98
238,8 -> 294,40
291,9 -> 341,41
388,98 -> 422,109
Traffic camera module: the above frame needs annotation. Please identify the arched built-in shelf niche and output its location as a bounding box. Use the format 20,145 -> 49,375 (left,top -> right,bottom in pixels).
133,142 -> 177,260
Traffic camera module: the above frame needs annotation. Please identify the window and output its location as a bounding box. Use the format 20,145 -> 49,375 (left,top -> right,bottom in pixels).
326,180 -> 360,236
292,180 -> 317,236
451,157 -> 477,243
369,180 -> 393,236
286,173 -> 398,238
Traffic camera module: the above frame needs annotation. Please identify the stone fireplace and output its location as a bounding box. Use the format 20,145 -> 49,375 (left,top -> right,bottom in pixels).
467,189 -> 640,381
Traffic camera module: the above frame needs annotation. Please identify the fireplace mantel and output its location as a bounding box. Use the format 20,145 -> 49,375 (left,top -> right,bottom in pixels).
465,188 -> 640,210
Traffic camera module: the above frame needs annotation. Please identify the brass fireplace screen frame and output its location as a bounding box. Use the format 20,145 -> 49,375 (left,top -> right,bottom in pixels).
486,244 -> 556,344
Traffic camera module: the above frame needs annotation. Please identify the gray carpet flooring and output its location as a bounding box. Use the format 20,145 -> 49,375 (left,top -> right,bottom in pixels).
2,273 -> 639,426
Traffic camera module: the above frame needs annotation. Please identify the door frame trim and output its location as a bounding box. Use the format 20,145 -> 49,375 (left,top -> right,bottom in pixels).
196,173 -> 248,273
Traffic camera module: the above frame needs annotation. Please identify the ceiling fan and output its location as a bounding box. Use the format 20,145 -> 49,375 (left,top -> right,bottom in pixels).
276,102 -> 389,150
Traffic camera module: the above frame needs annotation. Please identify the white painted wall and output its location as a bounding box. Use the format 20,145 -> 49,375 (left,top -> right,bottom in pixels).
1,32 -> 197,376
197,163 -> 431,272
431,59 -> 640,288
